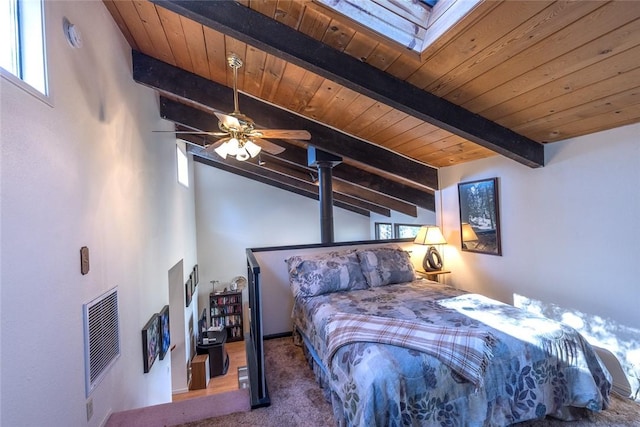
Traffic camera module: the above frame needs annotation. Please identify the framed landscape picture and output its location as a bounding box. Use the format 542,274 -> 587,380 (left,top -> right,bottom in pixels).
158,305 -> 170,360
458,177 -> 502,256
142,313 -> 159,373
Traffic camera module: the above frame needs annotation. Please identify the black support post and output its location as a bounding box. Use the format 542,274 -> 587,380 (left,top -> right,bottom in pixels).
308,147 -> 342,244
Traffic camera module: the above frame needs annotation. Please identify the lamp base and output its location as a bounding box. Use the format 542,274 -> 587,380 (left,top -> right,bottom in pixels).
422,246 -> 443,271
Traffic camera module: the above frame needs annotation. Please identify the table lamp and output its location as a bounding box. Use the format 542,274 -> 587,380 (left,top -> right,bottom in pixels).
414,225 -> 446,271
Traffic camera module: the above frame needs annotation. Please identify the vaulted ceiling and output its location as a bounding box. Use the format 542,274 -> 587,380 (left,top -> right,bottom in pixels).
104,0 -> 640,217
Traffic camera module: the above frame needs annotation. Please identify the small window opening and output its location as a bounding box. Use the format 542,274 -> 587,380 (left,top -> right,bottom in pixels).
0,0 -> 48,96
177,141 -> 189,187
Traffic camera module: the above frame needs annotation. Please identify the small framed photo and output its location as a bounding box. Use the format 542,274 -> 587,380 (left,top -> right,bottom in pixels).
193,264 -> 199,286
142,313 -> 159,373
185,278 -> 193,307
158,305 -> 170,360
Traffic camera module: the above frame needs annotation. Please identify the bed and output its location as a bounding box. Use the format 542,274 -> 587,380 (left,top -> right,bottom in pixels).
286,246 -> 611,426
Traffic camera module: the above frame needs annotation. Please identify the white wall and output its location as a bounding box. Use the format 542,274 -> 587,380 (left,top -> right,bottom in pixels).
193,164 -> 371,310
0,2 -> 197,426
438,122 -> 640,330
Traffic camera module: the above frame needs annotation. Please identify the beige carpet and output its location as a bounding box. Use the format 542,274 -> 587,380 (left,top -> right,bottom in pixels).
181,337 -> 640,427
182,336 -> 333,427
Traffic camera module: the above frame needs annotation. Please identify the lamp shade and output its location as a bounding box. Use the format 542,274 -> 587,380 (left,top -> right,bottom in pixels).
414,226 -> 446,246
213,142 -> 229,159
461,223 -> 479,242
235,149 -> 250,161
244,140 -> 262,158
226,137 -> 240,156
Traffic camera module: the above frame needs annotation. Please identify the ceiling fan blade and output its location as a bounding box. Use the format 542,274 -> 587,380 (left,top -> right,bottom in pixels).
251,138 -> 286,155
251,129 -> 311,140
214,112 -> 241,130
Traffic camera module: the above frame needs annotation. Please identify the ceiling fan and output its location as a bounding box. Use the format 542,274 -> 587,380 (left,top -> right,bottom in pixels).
165,54 -> 311,161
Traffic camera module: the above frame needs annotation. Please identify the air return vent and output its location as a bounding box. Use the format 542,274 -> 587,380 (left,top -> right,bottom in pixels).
83,287 -> 120,396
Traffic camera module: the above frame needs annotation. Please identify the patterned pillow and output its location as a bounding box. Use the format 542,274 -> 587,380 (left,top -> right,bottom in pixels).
286,250 -> 368,298
357,247 -> 415,287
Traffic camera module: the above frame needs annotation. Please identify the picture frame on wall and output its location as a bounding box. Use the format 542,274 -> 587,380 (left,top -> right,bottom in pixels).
142,313 -> 159,373
158,305 -> 170,360
193,264 -> 199,286
458,177 -> 502,256
185,278 -> 192,307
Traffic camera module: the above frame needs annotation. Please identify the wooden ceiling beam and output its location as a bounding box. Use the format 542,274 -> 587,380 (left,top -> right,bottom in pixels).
172,110 -> 404,217
133,50 -> 439,190
262,156 -> 410,216
264,147 -> 434,211
175,117 -> 434,210
178,125 -> 434,211
152,0 -> 544,168
182,137 -> 385,216
164,99 -> 422,215
180,134 -> 390,217
261,155 -> 417,217
195,155 -> 369,217
332,164 -> 435,211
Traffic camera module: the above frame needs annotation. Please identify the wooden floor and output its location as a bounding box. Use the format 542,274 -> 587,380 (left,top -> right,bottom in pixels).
172,340 -> 247,402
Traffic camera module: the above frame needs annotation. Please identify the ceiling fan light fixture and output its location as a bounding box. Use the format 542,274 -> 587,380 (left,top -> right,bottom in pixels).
214,143 -> 229,159
226,137 -> 240,156
162,53 -> 307,161
244,140 -> 262,158
236,150 -> 250,161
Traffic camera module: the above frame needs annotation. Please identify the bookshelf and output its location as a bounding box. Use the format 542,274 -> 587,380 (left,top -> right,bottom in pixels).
209,291 -> 244,342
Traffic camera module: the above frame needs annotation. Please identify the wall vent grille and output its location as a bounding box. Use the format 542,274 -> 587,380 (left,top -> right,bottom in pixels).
83,287 -> 120,396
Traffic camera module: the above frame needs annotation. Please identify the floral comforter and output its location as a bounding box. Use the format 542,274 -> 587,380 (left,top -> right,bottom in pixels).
292,280 -> 611,426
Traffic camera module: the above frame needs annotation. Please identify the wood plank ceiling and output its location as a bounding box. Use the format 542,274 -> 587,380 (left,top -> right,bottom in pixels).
104,0 -> 640,217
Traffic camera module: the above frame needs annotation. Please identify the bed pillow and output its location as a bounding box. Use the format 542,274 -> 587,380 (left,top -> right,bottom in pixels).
286,250 -> 368,298
357,246 -> 415,287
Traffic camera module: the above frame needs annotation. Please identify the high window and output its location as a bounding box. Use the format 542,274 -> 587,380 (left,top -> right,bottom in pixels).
1,0 -> 48,96
375,222 -> 422,239
176,141 -> 189,187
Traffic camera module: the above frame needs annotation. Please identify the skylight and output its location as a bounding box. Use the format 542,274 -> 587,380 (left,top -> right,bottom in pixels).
317,0 -> 438,53
317,0 -> 485,59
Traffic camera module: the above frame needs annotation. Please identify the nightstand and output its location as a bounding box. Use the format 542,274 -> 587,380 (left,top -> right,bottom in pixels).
416,269 -> 451,283
189,354 -> 210,390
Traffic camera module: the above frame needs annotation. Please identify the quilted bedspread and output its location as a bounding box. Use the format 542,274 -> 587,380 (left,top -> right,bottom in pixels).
292,280 -> 611,427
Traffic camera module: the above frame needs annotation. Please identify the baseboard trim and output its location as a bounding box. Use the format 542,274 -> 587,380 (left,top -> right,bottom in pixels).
264,331 -> 292,340
172,386 -> 189,395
